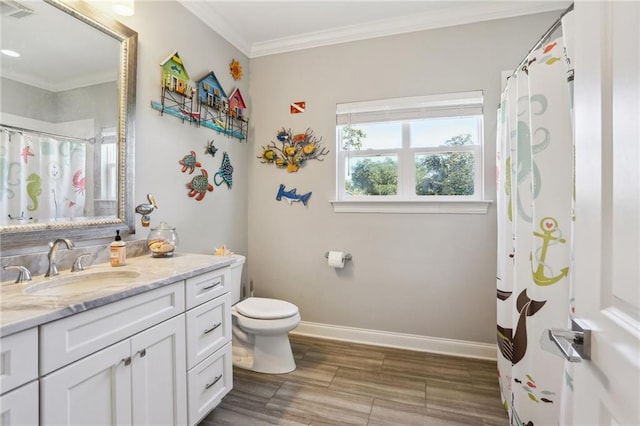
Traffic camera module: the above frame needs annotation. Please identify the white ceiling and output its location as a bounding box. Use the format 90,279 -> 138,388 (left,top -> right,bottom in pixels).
177,0 -> 570,58
0,0 -> 120,91
0,0 -> 569,92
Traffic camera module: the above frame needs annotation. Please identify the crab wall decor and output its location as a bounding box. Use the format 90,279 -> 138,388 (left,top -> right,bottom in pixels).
258,127 -> 329,173
179,150 -> 201,173
186,169 -> 214,201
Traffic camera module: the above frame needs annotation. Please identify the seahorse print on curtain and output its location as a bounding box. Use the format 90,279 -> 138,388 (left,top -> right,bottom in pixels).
0,127 -> 88,224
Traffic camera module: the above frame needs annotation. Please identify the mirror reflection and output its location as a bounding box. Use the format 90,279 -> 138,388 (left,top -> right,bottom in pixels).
1,0 -> 120,224
0,0 -> 137,249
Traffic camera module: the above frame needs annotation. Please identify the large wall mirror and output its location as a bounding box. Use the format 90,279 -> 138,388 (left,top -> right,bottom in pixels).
0,0 -> 137,250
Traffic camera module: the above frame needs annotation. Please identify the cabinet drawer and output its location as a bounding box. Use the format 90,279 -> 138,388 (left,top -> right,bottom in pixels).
185,267 -> 230,310
0,380 -> 39,425
187,342 -> 232,426
186,293 -> 231,369
40,282 -> 185,375
0,328 -> 38,394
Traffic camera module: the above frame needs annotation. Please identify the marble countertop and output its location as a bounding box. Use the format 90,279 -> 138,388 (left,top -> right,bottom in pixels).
0,253 -> 233,337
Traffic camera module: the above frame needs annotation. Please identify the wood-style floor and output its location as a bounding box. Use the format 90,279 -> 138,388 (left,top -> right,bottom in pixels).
199,334 -> 509,426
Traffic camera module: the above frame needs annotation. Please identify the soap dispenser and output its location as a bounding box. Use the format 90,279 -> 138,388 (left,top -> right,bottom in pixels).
110,230 -> 126,266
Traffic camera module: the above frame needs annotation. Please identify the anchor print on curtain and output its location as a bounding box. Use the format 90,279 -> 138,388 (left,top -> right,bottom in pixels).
496,22 -> 575,426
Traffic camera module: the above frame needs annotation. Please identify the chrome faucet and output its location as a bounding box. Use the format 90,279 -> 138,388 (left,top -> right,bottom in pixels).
45,238 -> 75,277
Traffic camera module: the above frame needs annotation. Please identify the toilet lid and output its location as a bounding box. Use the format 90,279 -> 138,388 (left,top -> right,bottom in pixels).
235,297 -> 299,320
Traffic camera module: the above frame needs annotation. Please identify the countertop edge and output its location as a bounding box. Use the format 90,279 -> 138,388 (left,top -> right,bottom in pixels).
0,254 -> 234,337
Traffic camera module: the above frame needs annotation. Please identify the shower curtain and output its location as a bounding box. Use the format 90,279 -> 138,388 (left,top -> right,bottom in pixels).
0,127 -> 88,224
496,14 -> 574,426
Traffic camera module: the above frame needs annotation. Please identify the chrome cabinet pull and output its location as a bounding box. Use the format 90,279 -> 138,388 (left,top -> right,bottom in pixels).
548,319 -> 591,362
205,374 -> 222,389
204,322 -> 222,334
202,280 -> 222,291
135,348 -> 147,358
118,356 -> 131,367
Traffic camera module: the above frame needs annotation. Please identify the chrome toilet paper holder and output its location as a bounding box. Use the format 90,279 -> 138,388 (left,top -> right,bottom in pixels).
324,252 -> 352,261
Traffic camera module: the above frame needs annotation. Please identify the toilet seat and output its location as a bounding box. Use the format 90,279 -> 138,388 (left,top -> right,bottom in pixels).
235,297 -> 298,320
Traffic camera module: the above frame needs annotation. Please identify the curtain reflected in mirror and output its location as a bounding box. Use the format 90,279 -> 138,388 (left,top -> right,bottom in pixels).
0,124 -> 119,225
1,126 -> 89,224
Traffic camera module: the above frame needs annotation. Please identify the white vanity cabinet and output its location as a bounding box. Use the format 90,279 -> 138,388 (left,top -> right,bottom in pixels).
184,267 -> 233,426
0,257 -> 235,426
0,328 -> 39,426
39,282 -> 187,426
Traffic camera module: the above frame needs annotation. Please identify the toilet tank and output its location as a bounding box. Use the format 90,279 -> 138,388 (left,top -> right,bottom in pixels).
228,254 -> 246,304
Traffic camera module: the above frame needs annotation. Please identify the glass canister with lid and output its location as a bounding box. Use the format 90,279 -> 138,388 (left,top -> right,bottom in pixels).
146,221 -> 178,257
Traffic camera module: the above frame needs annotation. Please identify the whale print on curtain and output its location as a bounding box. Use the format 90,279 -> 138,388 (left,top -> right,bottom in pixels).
1,127 -> 88,224
496,23 -> 574,426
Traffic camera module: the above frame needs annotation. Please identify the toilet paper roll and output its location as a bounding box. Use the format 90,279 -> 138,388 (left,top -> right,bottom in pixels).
328,251 -> 345,268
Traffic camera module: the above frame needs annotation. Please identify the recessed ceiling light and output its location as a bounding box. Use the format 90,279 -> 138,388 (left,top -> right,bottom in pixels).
112,0 -> 134,16
1,49 -> 21,58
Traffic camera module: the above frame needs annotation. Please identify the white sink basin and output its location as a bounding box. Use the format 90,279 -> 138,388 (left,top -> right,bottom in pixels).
24,270 -> 141,296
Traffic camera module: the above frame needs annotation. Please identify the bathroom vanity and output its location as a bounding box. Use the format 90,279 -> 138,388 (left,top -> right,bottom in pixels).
0,254 -> 234,426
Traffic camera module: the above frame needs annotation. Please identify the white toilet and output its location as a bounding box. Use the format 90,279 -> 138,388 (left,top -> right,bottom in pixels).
229,255 -> 301,374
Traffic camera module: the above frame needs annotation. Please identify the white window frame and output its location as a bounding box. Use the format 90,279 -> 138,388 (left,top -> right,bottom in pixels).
99,128 -> 118,201
332,91 -> 492,214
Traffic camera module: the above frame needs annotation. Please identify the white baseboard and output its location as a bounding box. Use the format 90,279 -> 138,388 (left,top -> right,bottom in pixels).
291,321 -> 497,361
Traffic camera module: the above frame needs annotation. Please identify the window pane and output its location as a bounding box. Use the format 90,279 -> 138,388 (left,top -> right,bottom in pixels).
410,116 -> 480,148
340,122 -> 402,150
415,152 -> 475,196
101,142 -> 117,200
345,155 -> 398,196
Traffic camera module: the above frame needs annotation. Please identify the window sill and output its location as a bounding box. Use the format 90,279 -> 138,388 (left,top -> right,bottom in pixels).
329,199 -> 493,214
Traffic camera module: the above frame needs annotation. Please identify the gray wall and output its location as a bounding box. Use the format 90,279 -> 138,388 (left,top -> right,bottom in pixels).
1,1 -> 558,348
1,78 -> 116,132
246,13 -> 559,344
118,1 -> 250,257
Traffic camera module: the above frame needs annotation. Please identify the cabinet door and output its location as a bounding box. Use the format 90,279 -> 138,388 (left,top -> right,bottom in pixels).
0,381 -> 39,426
41,340 -> 132,426
40,282 -> 184,375
131,314 -> 187,426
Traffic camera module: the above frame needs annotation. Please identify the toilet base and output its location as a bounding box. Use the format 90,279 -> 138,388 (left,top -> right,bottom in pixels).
232,333 -> 296,374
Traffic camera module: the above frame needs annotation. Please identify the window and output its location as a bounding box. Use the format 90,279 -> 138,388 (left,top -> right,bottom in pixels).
100,128 -> 118,200
334,91 -> 489,214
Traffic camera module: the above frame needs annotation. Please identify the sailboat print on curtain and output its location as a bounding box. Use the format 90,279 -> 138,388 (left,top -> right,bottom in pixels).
496,16 -> 575,426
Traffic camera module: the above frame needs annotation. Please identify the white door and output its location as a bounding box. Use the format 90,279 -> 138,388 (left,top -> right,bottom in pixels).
572,1 -> 640,425
131,314 -> 187,426
40,340 -> 132,426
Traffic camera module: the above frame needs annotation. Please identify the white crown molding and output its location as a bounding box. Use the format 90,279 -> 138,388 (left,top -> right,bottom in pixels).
178,1 -> 569,58
178,1 -> 252,57
293,321 -> 497,360
250,2 -> 568,58
2,70 -> 117,92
